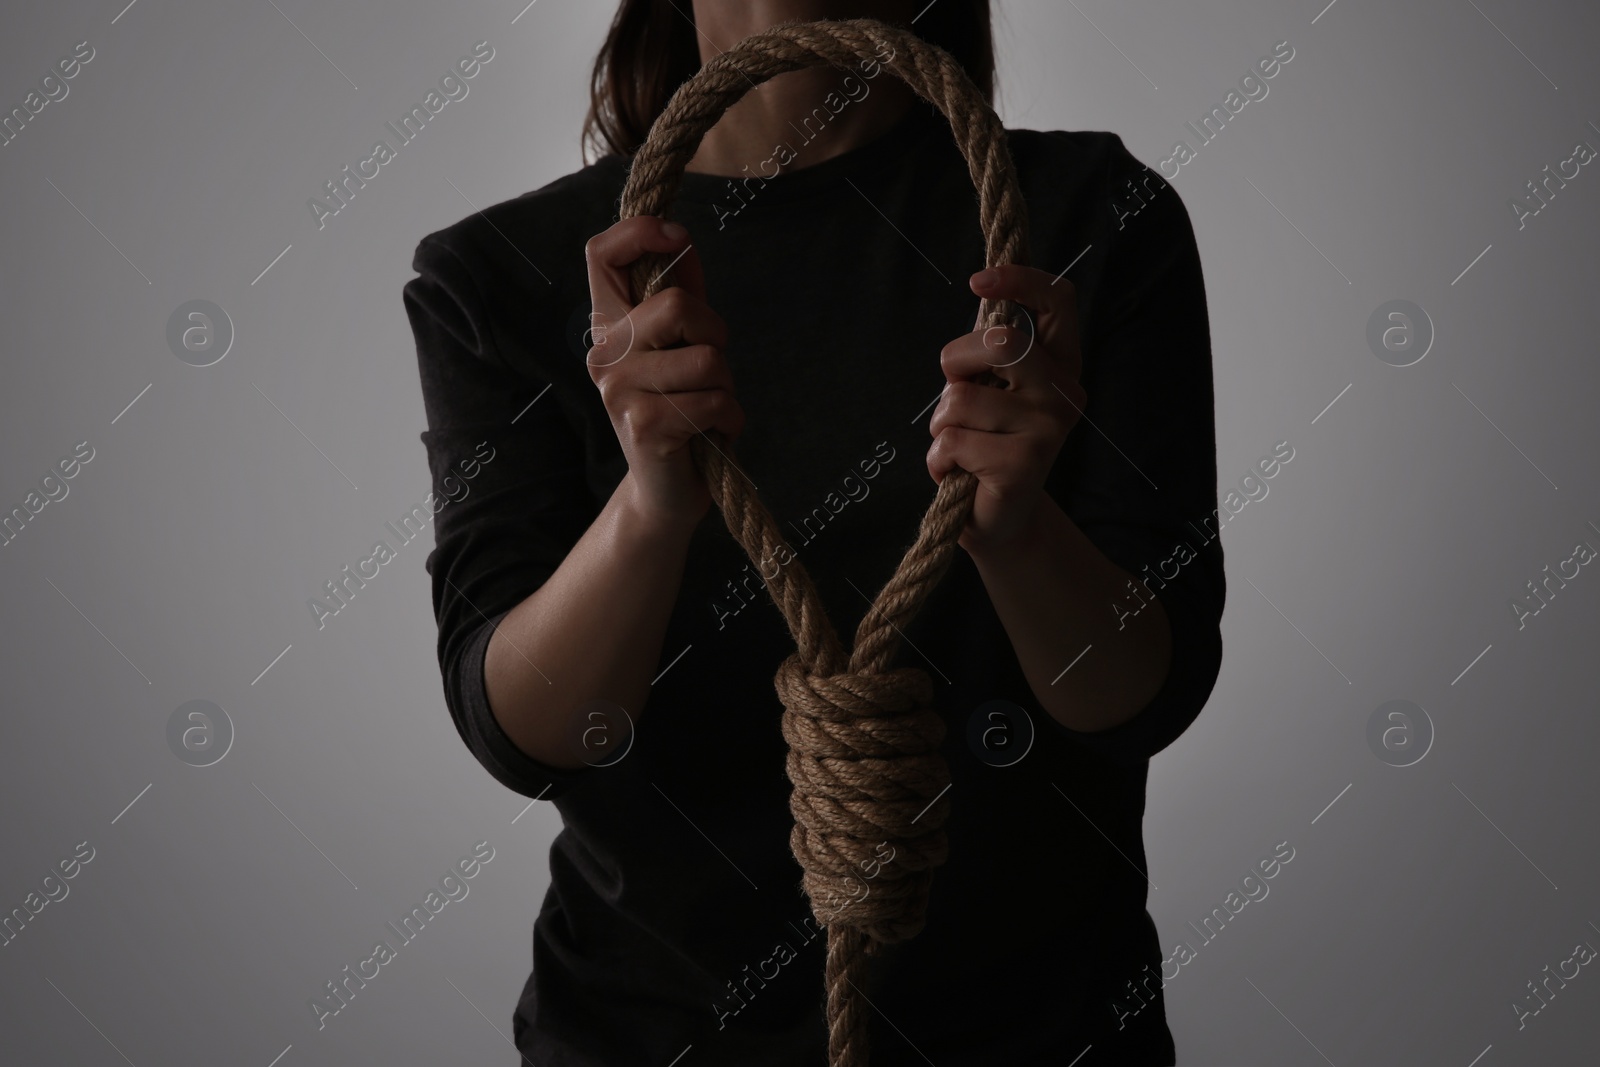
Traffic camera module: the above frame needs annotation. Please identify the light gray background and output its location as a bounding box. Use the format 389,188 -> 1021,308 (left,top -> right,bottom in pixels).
3,1 -> 1597,1064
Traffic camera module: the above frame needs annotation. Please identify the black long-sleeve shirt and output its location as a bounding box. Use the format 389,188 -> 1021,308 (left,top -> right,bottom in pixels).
404,102 -> 1224,1066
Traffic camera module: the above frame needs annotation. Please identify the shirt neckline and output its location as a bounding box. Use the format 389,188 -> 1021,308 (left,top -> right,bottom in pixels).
622,101 -> 948,210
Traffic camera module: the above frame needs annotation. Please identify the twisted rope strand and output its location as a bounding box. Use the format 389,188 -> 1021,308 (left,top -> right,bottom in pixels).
615,19 -> 1029,1066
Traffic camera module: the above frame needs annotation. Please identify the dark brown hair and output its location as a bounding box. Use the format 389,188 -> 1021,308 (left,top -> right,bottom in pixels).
581,1 -> 995,163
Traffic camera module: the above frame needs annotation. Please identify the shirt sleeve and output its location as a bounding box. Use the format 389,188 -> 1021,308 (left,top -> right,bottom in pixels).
404,233 -> 597,800
1043,137 -> 1227,767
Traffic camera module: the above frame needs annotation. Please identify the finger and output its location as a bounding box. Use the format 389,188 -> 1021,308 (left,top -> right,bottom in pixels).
970,263 -> 1081,375
928,380 -> 1032,438
626,285 -> 729,353
613,344 -> 734,396
585,216 -> 702,327
939,325 -> 1047,387
926,426 -> 1038,492
636,387 -> 745,445
926,425 -> 991,484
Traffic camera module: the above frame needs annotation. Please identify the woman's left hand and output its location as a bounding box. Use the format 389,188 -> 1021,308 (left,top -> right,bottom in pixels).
926,265 -> 1088,554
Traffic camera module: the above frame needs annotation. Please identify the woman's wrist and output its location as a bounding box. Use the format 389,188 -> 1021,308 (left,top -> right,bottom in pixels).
960,487 -> 1051,563
612,468 -> 707,545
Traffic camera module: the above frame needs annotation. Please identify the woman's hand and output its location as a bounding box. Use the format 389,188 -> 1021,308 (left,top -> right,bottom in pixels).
585,216 -> 744,528
926,265 -> 1088,553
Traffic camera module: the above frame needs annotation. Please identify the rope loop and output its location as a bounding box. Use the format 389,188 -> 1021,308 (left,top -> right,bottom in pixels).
615,18 -> 1029,1066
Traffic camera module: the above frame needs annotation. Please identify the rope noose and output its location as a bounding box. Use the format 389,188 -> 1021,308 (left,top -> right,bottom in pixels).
615,19 -> 1029,1066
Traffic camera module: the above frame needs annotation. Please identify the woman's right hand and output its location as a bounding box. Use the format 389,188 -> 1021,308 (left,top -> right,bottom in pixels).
584,216 -> 743,527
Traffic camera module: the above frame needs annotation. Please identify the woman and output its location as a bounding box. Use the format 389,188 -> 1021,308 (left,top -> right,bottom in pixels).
404,1 -> 1224,1063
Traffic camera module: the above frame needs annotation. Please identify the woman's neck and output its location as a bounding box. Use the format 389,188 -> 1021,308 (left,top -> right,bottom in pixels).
684,0 -> 916,177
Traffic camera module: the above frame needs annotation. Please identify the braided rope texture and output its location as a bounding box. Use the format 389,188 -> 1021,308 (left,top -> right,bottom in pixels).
615,18 -> 1030,1066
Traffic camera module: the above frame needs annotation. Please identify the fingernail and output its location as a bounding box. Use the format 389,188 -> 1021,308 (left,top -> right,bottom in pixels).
972,269 -> 998,290
661,220 -> 688,240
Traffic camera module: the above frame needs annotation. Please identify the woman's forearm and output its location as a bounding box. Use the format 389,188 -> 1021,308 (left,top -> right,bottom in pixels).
967,494 -> 1173,733
482,470 -> 699,770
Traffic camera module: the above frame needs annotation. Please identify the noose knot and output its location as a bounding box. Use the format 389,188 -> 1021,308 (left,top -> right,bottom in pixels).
775,653 -> 952,947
